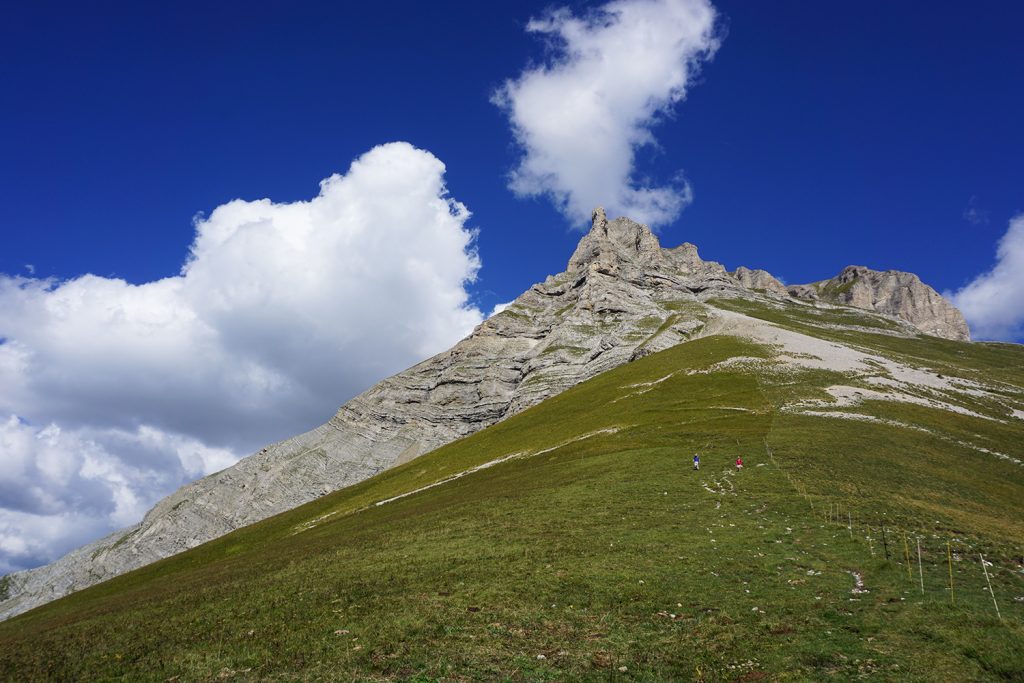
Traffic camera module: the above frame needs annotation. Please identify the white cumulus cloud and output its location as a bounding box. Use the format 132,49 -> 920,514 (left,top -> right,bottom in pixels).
493,0 -> 720,228
949,214 -> 1024,341
0,141 -> 483,572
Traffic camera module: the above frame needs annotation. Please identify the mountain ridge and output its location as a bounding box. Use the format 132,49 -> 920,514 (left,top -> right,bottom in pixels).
786,265 -> 970,340
2,291 -> 1020,680
0,209 -> 975,620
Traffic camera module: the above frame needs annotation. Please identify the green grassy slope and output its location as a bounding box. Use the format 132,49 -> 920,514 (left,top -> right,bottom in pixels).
709,297 -> 1024,392
1,333 -> 1022,681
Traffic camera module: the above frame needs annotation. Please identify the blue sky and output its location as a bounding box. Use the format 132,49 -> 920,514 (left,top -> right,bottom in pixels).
1,0 -> 1022,571
5,1 -> 1022,302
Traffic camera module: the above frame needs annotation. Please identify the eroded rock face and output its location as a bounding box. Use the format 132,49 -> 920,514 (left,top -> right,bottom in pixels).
0,211 -> 971,619
788,266 -> 970,341
732,266 -> 788,295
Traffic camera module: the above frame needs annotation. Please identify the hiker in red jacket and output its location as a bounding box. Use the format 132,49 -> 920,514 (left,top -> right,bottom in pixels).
735,456 -> 744,470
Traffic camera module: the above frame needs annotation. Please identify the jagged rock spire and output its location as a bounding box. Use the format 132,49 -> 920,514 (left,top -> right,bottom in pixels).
567,207 -> 664,273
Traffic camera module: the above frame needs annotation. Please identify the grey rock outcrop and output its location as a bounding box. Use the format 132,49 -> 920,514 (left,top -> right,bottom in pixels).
788,265 -> 970,341
732,266 -> 788,295
786,283 -> 819,300
0,211 -> 972,619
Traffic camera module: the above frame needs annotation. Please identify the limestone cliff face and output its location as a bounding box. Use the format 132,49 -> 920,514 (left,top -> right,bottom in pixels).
787,265 -> 970,341
731,266 -> 788,295
0,211 -> 972,619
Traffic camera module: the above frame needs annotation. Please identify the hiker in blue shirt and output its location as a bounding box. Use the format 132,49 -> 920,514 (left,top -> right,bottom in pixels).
693,454 -> 700,470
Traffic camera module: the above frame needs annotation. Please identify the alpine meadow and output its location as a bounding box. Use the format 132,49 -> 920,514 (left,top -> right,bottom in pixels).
1,214 -> 1022,680
1,0 -> 1023,681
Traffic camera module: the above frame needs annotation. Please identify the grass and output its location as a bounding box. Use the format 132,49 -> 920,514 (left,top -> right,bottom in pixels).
539,344 -> 589,357
0,335 -> 1021,681
711,296 -> 908,334
635,314 -> 681,350
709,297 -> 1024,389
818,275 -> 858,300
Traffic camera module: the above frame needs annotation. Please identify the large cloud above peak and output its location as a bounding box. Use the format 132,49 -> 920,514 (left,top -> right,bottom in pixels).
494,0 -> 720,228
0,141 -> 484,572
949,214 -> 1024,341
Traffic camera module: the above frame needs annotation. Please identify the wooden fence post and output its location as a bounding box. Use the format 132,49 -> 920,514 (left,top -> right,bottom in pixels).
916,537 -> 924,595
980,553 -> 1002,621
947,542 -> 954,606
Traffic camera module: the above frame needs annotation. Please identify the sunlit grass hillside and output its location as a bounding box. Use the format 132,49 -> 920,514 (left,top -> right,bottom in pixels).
1,312 -> 1022,681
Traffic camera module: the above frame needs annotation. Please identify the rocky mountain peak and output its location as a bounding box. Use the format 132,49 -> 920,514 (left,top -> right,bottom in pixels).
731,266 -> 788,295
566,208 -> 665,273
787,265 -> 970,341
836,265 -> 877,283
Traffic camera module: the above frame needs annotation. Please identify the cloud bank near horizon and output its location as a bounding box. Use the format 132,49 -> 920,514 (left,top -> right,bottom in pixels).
950,214 -> 1024,341
0,142 -> 484,573
493,0 -> 720,229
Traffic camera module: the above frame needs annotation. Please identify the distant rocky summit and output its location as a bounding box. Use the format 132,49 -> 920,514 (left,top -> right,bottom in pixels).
785,265 -> 970,341
731,266 -> 788,296
0,208 -> 971,619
